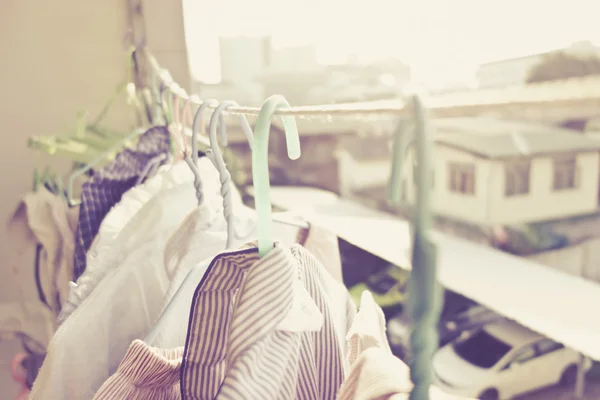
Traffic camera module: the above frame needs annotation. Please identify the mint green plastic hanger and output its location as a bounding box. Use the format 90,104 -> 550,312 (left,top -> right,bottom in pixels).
252,95 -> 301,257
388,95 -> 441,400
388,118 -> 412,205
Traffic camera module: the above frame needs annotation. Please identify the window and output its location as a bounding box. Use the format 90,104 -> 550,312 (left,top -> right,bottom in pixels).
535,339 -> 564,356
505,160 -> 530,196
553,156 -> 577,190
452,330 -> 512,369
507,345 -> 536,367
448,163 -> 476,195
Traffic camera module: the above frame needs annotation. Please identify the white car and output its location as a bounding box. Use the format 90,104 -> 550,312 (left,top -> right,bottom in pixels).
432,319 -> 591,399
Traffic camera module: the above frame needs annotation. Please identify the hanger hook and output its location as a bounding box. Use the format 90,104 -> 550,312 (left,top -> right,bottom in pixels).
388,116 -> 412,205
185,98 -> 217,205
252,95 -> 300,257
191,99 -> 219,164
207,100 -> 255,248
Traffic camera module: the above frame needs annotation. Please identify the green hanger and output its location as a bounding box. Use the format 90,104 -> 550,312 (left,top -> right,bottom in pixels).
65,127 -> 146,206
28,136 -> 102,165
252,95 -> 301,257
397,95 -> 441,400
388,118 -> 412,205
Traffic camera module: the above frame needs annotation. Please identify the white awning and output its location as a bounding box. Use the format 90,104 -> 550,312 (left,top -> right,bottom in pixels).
264,186 -> 600,361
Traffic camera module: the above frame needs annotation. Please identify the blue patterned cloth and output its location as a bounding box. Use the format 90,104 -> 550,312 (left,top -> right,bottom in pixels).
73,126 -> 171,280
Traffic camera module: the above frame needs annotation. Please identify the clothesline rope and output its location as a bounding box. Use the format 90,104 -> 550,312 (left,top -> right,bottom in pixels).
144,49 -> 600,119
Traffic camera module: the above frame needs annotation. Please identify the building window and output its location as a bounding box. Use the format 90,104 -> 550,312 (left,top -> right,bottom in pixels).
448,162 -> 475,195
553,156 -> 577,190
504,160 -> 530,197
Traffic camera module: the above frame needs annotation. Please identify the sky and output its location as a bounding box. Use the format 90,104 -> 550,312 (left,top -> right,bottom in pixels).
184,0 -> 600,88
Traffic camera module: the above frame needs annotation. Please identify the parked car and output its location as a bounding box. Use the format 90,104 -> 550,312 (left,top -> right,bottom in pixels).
432,319 -> 591,400
348,264 -> 409,311
387,290 -> 501,360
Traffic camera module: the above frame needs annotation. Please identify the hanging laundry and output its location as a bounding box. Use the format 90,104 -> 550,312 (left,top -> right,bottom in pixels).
337,291 -> 469,400
146,220 -> 343,349
92,340 -> 183,400
7,187 -> 79,317
73,125 -> 170,280
30,159 -> 242,399
180,243 -> 355,400
58,157 -> 228,323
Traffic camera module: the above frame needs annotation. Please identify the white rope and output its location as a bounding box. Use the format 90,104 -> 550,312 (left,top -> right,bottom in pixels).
145,48 -> 600,118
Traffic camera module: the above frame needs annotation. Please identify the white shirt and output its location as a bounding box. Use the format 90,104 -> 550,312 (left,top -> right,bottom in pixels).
31,160 -> 247,399
58,158 -> 229,323
147,216 -> 349,351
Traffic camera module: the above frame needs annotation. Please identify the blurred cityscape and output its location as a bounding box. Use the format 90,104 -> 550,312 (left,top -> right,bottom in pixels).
211,37 -> 600,288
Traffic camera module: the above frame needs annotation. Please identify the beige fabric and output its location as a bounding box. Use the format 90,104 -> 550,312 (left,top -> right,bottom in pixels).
7,188 -> 78,315
337,291 -> 470,400
299,223 -> 344,283
2,188 -> 77,350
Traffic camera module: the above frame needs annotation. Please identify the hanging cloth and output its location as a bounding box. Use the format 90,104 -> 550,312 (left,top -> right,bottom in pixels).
180,242 -> 354,400
92,340 -> 183,400
90,225 -> 351,399
59,158 -> 220,324
7,188 -> 79,317
73,125 -> 170,279
337,291 -> 470,400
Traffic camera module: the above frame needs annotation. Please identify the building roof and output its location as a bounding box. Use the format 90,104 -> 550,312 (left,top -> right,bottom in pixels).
339,135 -> 392,161
478,41 -> 599,68
483,320 -> 542,347
433,118 -> 600,159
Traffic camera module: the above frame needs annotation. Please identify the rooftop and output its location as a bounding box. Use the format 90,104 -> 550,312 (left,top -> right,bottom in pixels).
433,118 -> 600,159
483,319 -> 542,347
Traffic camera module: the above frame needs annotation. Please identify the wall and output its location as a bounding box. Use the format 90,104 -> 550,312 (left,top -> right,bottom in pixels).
0,0 -> 190,395
399,146 -> 600,225
528,236 -> 600,283
488,152 -> 600,224
402,146 -> 491,223
337,152 -> 391,196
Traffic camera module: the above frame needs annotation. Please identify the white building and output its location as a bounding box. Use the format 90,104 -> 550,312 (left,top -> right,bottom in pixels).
339,118 -> 600,225
476,41 -> 600,89
218,36 -> 271,85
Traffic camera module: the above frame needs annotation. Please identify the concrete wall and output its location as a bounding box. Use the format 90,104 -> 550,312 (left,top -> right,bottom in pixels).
405,146 -> 492,224
488,152 -> 600,224
0,1 -> 190,396
399,147 -> 599,225
528,236 -> 600,283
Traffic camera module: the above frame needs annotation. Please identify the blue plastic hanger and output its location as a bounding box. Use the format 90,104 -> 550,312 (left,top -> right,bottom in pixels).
252,95 -> 301,257
191,99 -> 219,166
206,100 -> 254,248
